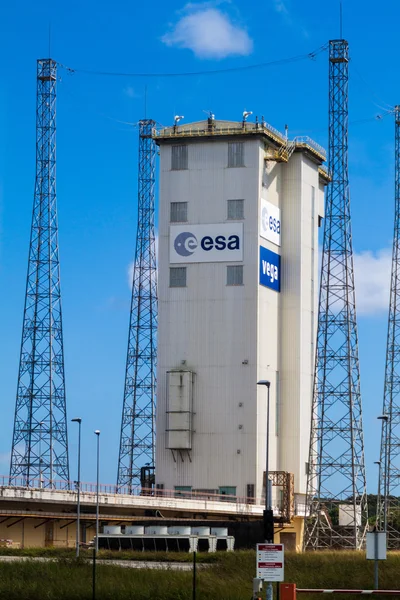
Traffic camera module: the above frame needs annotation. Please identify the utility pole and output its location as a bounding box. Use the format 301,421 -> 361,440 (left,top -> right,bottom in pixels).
379,105 -> 400,549
304,40 -> 367,550
117,119 -> 158,493
72,417 -> 82,557
10,59 -> 69,488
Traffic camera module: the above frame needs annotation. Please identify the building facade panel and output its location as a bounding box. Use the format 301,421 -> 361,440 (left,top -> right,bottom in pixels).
157,136 -> 261,496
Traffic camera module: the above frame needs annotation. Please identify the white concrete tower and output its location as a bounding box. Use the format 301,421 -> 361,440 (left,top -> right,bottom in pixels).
154,119 -> 327,516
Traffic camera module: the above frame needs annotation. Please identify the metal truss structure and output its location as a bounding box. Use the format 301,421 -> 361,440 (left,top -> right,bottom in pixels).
10,59 -> 70,488
304,40 -> 368,550
117,119 -> 158,493
379,106 -> 400,548
271,472 -> 295,525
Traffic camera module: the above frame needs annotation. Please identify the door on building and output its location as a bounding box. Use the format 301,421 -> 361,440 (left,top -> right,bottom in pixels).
280,532 -> 296,551
45,522 -> 54,548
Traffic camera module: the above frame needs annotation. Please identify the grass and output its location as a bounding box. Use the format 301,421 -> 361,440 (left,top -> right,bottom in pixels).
0,546 -> 218,562
0,551 -> 399,599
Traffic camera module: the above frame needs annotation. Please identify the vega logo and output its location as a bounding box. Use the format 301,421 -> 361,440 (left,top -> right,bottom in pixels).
259,246 -> 280,292
260,198 -> 281,247
170,223 -> 243,263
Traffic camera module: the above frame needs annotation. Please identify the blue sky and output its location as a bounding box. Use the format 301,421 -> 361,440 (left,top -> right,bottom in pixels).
0,0 -> 397,490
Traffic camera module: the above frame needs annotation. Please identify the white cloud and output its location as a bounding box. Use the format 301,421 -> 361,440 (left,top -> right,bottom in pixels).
317,246 -> 391,317
273,0 -> 289,15
353,248 -> 392,316
128,261 -> 134,287
127,236 -> 158,288
272,0 -> 308,38
124,86 -> 138,99
127,260 -> 158,291
162,4 -> 253,59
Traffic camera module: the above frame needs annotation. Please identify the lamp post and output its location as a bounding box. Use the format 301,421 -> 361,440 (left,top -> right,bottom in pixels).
257,380 -> 272,526
374,460 -> 381,530
93,430 -> 100,600
38,421 -> 44,488
378,415 -> 389,532
373,459 -> 381,590
71,418 -> 82,558
257,380 -> 273,600
94,430 -> 100,552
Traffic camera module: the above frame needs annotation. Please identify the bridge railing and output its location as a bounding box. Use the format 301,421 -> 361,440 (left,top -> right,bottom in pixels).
2,475 -> 263,505
2,474 -> 295,519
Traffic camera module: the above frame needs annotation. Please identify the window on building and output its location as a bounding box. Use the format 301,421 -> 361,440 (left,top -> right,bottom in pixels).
170,267 -> 187,287
227,265 -> 243,286
227,199 -> 244,220
193,488 -> 218,500
247,484 -> 255,504
228,142 -> 244,167
171,144 -> 188,170
174,486 -> 192,498
170,201 -> 188,223
155,483 -> 164,497
219,486 -> 237,501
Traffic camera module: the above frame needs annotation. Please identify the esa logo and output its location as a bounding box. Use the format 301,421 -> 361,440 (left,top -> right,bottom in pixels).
174,231 -> 240,257
171,224 -> 243,263
174,232 -> 198,257
262,206 -> 281,235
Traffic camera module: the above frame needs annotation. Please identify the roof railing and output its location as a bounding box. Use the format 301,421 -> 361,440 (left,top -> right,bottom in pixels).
293,136 -> 326,159
153,124 -> 326,161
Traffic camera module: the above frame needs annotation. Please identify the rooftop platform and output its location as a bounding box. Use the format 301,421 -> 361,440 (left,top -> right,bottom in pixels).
153,119 -> 327,165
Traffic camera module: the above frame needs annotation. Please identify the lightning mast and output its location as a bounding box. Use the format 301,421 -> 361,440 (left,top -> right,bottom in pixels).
304,40 -> 367,550
10,59 -> 70,488
117,119 -> 158,493
379,106 -> 400,548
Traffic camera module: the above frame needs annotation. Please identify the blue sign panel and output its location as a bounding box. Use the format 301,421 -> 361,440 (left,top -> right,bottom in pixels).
259,246 -> 281,292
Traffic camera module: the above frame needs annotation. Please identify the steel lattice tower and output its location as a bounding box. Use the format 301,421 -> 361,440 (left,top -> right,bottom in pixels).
10,59 -> 70,488
379,106 -> 400,548
304,40 -> 367,550
117,119 -> 158,493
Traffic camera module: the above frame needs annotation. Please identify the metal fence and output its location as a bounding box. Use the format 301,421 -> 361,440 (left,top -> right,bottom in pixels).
1,474 -> 300,518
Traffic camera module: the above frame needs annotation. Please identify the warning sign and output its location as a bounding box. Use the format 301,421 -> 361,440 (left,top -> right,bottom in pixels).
256,544 -> 284,581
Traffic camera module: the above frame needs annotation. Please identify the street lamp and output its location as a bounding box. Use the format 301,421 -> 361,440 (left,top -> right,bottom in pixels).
71,418 -> 82,558
257,380 -> 273,600
374,461 -> 381,530
257,380 -> 272,520
38,421 -> 44,488
94,430 -> 100,552
93,430 -> 100,600
378,415 -> 389,532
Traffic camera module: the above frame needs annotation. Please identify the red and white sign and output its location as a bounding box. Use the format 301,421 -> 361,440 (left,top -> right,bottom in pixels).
256,544 -> 284,581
